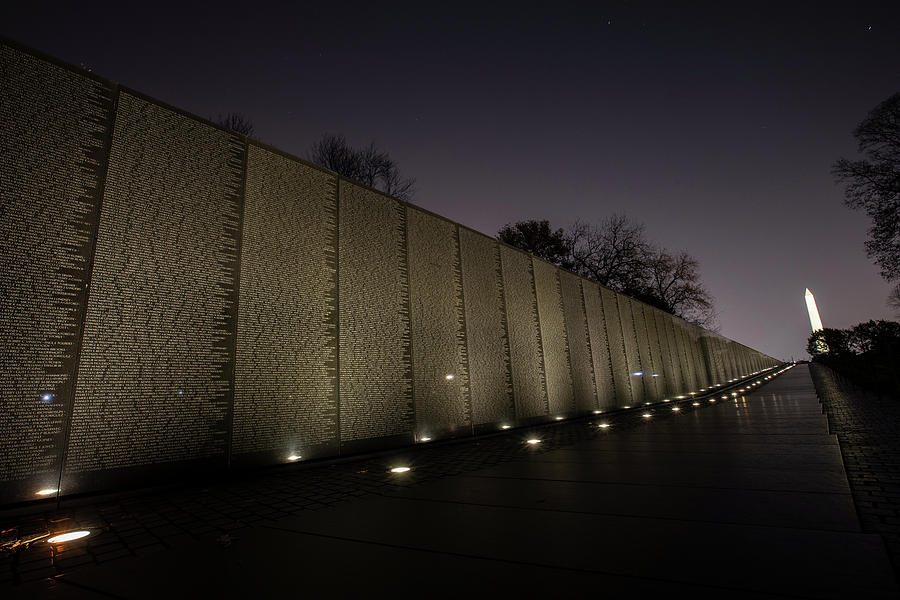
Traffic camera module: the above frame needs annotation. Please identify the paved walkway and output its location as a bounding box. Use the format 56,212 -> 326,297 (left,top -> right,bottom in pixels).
6,365 -> 897,598
810,364 -> 900,577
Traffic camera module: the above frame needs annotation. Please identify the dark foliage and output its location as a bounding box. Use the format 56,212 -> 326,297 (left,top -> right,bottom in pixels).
497,220 -> 573,269
498,216 -> 716,328
808,320 -> 900,394
833,93 -> 900,286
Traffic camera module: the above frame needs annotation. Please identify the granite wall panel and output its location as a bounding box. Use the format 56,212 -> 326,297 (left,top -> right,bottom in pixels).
631,301 -> 658,401
0,44 -> 115,502
231,146 -> 338,464
641,305 -> 665,400
407,208 -> 471,436
338,181 -> 412,445
600,287 -> 631,407
0,41 -> 784,505
500,247 -> 548,418
652,309 -> 677,398
64,92 -> 243,480
582,284 -> 614,409
458,229 -> 514,425
533,260 -> 575,415
559,273 -> 598,412
664,316 -> 686,395
616,295 -> 644,405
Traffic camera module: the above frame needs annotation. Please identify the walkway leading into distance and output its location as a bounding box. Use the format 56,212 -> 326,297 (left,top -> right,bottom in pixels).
15,366 -> 898,598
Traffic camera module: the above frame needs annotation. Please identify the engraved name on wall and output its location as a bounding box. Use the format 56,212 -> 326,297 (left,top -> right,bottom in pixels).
66,92 -> 242,473
459,230 -> 514,424
232,146 -> 338,458
338,182 -> 412,442
500,247 -> 548,418
0,45 -> 114,492
407,208 -> 470,434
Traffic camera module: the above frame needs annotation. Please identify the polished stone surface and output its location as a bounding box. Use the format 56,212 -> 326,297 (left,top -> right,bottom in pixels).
13,366 -> 899,598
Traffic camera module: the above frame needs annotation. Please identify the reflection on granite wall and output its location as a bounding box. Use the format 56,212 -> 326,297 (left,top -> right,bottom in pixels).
0,39 -> 781,505
65,92 -> 242,483
0,44 -> 115,499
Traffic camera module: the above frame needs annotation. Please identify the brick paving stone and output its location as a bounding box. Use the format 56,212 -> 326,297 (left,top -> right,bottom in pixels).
810,364 -> 900,584
0,372 -> 768,591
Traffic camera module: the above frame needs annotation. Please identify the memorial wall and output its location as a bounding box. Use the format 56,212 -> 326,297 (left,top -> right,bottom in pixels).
0,39 -> 781,505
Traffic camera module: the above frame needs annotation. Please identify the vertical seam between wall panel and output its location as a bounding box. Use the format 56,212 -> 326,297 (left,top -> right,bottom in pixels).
530,257 -> 550,415
556,271 -> 576,413
497,246 -> 517,422
454,225 -> 475,436
598,288 -> 616,407
56,83 -> 120,506
404,203 -> 417,440
579,281 -> 599,409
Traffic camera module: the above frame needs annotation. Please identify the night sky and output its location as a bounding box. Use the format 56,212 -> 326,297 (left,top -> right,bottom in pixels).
4,1 -> 899,360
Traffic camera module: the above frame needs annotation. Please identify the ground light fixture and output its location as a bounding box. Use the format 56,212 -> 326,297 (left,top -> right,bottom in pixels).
501,425 -> 511,430
47,531 -> 91,544
445,374 -> 454,380
672,407 -> 680,412
692,402 -> 700,406
555,416 -> 564,421
642,413 -> 652,418
526,439 -> 541,444
287,454 -> 301,461
709,399 -> 716,403
593,410 -> 603,414
598,423 -> 611,428
390,467 -> 411,473
623,405 -> 631,409
419,437 -> 432,442
35,488 -> 58,496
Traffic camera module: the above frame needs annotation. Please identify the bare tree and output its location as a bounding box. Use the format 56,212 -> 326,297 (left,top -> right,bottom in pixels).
566,215 -> 651,293
889,283 -> 900,317
214,112 -> 255,137
308,133 -> 416,201
643,249 -> 717,328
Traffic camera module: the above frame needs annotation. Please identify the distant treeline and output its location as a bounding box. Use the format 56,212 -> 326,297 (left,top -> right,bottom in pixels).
807,320 -> 900,395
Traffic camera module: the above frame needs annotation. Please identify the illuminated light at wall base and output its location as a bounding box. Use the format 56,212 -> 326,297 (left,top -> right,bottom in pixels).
662,399 -> 670,403
390,467 -> 411,473
444,374 -> 455,380
709,399 -> 716,403
642,413 -> 652,418
692,402 -> 700,406
35,488 -> 58,496
555,416 -> 564,421
672,407 -> 680,412
598,423 -> 611,428
47,531 -> 91,544
526,439 -> 541,444
501,425 -> 511,430
623,405 -> 631,409
419,437 -> 432,442
287,454 -> 301,461
632,371 -> 643,376
593,410 -> 603,414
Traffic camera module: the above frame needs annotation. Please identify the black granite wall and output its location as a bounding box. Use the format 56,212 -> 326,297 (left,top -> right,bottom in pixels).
0,40 -> 781,505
